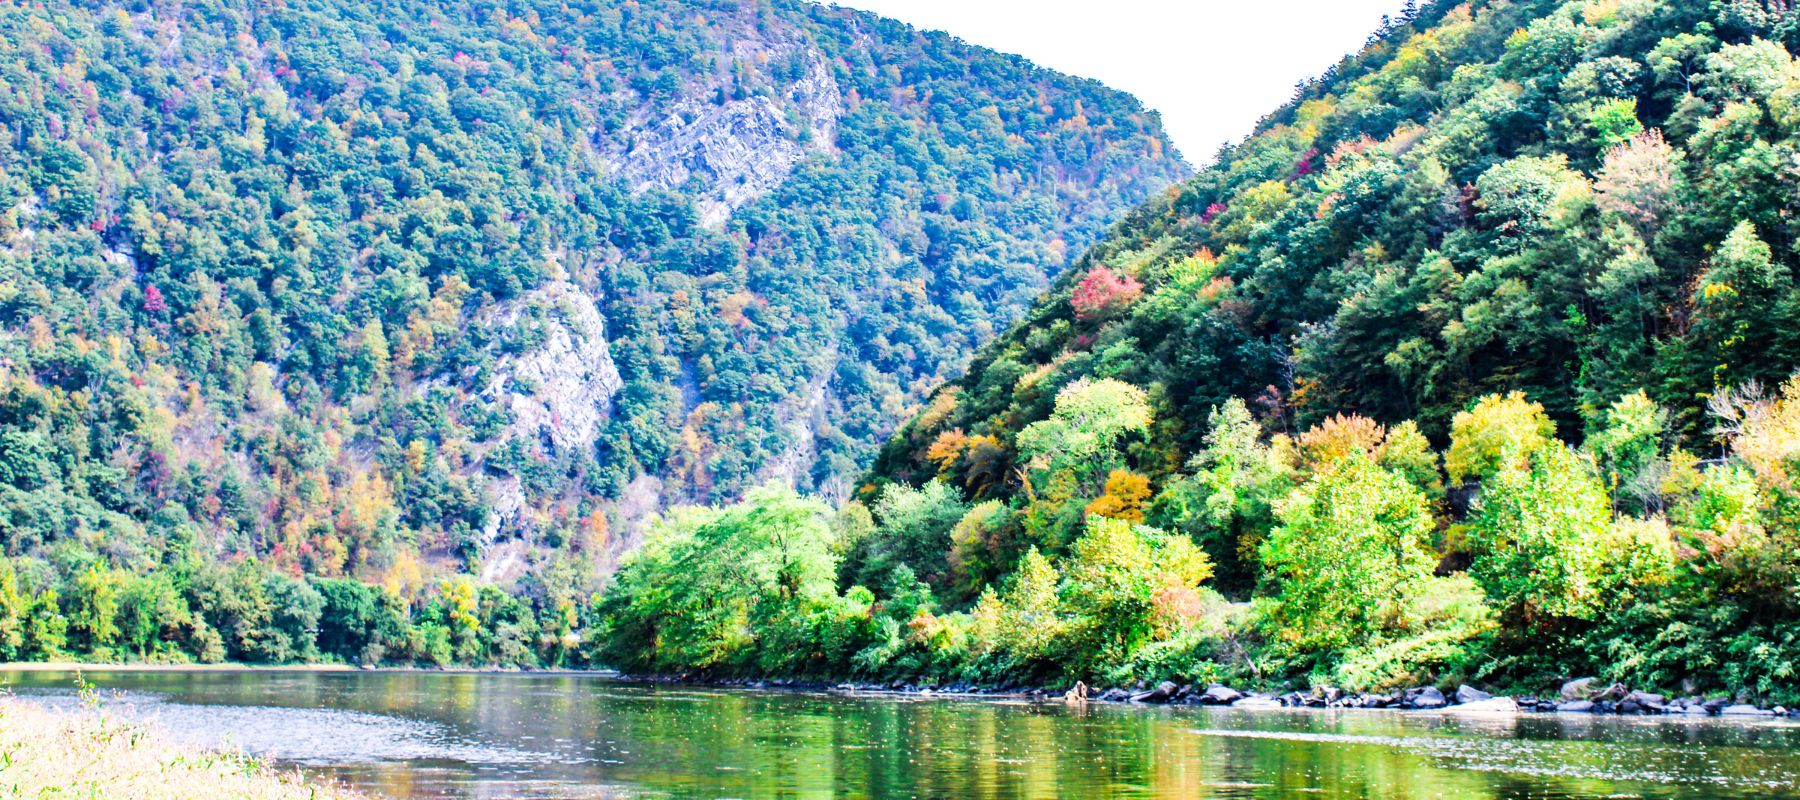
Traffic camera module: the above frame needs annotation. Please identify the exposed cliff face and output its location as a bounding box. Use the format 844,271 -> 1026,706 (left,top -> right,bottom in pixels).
472,280 -> 623,547
603,38 -> 843,227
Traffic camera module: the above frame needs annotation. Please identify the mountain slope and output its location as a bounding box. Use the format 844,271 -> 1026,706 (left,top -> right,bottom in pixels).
0,0 -> 1187,592
875,0 -> 1800,488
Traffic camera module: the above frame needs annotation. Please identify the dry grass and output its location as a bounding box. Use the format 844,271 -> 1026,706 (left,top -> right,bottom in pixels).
0,696 -> 365,799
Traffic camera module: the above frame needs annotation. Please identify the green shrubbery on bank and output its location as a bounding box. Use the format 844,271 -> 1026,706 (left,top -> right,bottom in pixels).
597,379 -> 1800,704
0,556 -> 594,669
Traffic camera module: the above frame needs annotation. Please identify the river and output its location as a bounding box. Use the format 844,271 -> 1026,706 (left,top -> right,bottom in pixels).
5,668 -> 1798,799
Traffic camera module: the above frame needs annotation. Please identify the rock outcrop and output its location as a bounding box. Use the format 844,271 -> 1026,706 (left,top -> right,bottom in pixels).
473,280 -> 624,548
602,37 -> 842,228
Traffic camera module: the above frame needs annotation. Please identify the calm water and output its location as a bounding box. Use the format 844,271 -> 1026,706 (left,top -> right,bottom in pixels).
6,670 -> 1800,799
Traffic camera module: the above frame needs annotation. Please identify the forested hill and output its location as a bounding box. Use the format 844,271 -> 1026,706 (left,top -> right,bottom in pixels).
0,0 -> 1187,590
875,0 -> 1800,490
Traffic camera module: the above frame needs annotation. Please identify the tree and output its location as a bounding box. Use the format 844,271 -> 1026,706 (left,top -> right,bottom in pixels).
847,480 -> 969,598
1085,470 -> 1151,523
0,560 -> 25,661
1015,378 -> 1153,488
1588,390 -> 1669,511
67,565 -> 122,656
116,574 -> 192,661
1070,267 -> 1143,321
1686,222 -> 1795,392
314,578 -> 407,665
1466,444 -> 1613,625
1260,454 -> 1438,654
1148,399 -> 1291,595
1446,392 -> 1557,485
594,488 -> 842,674
1058,517 -> 1213,676
1595,130 -> 1681,235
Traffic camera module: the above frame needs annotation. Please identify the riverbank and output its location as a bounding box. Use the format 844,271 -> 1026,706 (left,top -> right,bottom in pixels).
625,673 -> 1799,720
0,696 -> 364,799
8,661 -> 1792,722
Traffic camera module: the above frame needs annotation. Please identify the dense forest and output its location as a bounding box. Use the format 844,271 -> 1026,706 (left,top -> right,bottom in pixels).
0,0 -> 1186,664
597,0 -> 1800,703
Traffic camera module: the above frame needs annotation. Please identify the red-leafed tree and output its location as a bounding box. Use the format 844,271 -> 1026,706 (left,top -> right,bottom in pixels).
1070,266 -> 1142,322
143,284 -> 167,314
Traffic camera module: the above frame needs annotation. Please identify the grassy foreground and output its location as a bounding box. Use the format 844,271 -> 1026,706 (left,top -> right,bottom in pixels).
0,697 -> 362,799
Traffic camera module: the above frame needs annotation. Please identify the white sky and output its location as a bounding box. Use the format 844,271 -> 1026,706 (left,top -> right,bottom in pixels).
821,0 -> 1410,166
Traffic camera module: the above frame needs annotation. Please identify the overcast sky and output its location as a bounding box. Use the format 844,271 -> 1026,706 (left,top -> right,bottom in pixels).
822,0 -> 1410,165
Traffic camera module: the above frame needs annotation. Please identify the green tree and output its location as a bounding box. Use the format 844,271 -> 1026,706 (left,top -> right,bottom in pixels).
1015,379 -> 1152,490
1466,444 -> 1613,625
846,480 -> 969,599
1057,517 -> 1213,677
1148,399 -> 1291,595
67,564 -> 122,656
1260,454 -> 1438,654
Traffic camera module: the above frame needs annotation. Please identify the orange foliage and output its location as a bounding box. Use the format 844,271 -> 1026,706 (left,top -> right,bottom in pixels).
926,429 -> 970,474
1085,469 -> 1152,523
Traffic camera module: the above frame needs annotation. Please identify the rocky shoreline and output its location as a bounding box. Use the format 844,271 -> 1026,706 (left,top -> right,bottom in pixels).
624,674 -> 1794,719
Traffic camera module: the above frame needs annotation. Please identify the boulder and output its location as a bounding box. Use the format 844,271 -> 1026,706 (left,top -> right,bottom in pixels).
1703,698 -> 1731,714
1232,695 -> 1284,709
1131,682 -> 1179,704
1721,704 -> 1775,716
1556,700 -> 1596,713
1098,688 -> 1131,703
1560,678 -> 1597,701
1455,685 -> 1492,704
1199,685 -> 1244,705
1408,686 -> 1448,709
1591,683 -> 1629,703
1444,697 -> 1518,715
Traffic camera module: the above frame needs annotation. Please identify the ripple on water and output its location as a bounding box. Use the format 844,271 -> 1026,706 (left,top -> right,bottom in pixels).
17,689 -> 555,767
1186,727 -> 1800,791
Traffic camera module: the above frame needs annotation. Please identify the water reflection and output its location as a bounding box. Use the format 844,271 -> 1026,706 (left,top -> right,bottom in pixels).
5,669 -> 1798,799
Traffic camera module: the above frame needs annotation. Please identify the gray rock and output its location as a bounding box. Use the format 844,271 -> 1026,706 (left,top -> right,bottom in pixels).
1560,678 -> 1597,700
1199,685 -> 1243,705
1232,695 -> 1284,709
471,280 -> 625,559
1556,700 -> 1596,713
1444,697 -> 1518,715
1456,685 -> 1492,704
1624,691 -> 1666,706
1131,681 -> 1180,704
1721,704 -> 1775,716
1098,688 -> 1131,703
601,46 -> 844,228
1590,683 -> 1629,702
1409,686 -> 1448,709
